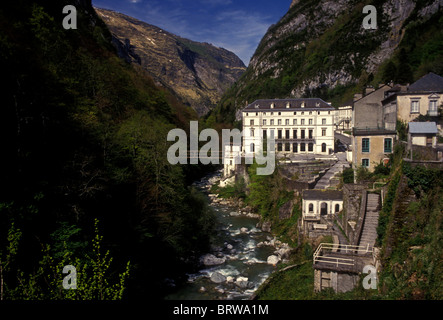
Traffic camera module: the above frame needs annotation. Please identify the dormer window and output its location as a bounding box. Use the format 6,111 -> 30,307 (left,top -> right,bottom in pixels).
270,103 -> 275,109
286,102 -> 291,108
301,102 -> 305,108
255,104 -> 259,109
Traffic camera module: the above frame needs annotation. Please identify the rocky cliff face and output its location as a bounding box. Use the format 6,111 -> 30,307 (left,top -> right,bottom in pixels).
216,0 -> 443,122
95,8 -> 246,117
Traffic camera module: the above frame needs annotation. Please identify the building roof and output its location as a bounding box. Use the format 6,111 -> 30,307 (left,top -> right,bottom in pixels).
408,72 -> 443,93
303,190 -> 343,201
352,127 -> 397,136
243,98 -> 334,111
408,122 -> 438,134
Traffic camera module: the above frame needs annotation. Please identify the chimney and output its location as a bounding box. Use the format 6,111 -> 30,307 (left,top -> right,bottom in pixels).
365,86 -> 375,95
354,93 -> 363,101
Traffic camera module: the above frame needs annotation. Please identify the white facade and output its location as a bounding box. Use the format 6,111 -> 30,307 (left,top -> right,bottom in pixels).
335,106 -> 353,130
223,144 -> 241,177
301,190 -> 343,228
242,99 -> 336,158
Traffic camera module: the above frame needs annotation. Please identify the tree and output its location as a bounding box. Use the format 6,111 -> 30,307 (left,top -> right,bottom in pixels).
395,48 -> 413,84
382,61 -> 397,84
1,219 -> 130,300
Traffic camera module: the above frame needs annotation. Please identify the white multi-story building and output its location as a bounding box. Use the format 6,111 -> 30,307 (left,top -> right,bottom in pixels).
335,105 -> 353,130
242,98 -> 336,158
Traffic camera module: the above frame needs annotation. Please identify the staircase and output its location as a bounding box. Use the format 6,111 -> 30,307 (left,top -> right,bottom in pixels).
314,152 -> 350,189
359,193 -> 380,249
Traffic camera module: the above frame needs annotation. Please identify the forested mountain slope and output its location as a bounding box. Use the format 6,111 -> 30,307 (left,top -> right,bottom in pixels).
213,0 -> 443,123
0,0 -> 215,299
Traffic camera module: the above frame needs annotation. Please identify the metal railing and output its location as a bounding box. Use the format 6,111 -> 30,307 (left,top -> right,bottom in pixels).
313,243 -> 374,267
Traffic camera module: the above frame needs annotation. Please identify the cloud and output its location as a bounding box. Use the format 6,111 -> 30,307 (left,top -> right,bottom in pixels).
104,0 -> 277,65
191,9 -> 274,64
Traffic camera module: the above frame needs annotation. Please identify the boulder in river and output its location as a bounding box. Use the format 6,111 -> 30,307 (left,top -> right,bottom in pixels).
235,277 -> 250,289
267,255 -> 281,266
201,254 -> 226,266
275,247 -> 292,260
210,272 -> 227,284
261,221 -> 272,232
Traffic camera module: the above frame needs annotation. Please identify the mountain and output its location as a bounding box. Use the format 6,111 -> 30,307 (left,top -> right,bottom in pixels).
0,0 -> 217,300
214,0 -> 443,123
95,8 -> 246,117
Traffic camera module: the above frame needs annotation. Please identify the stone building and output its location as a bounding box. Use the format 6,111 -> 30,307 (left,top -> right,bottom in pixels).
352,127 -> 396,170
408,122 -> 438,148
301,190 -> 343,229
352,85 -> 396,171
382,72 -> 443,133
242,98 -> 335,159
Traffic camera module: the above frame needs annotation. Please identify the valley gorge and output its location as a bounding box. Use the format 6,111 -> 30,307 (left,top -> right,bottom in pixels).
95,7 -> 247,117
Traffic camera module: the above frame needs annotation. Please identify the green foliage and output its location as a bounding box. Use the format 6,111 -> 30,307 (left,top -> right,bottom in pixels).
1,219 -> 130,300
0,1 -> 216,300
377,168 -> 402,246
0,223 -> 22,299
342,167 -> 355,184
377,181 -> 443,299
212,178 -> 246,200
49,222 -> 87,261
402,162 -> 442,198
396,120 -> 408,142
255,262 -> 314,300
246,162 -> 281,219
355,165 -> 372,182
373,161 -> 391,177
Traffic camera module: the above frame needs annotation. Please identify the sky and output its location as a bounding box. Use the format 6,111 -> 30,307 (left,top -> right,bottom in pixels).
91,0 -> 291,65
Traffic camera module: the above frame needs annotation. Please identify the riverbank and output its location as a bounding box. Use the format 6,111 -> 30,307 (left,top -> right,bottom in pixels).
165,171 -> 293,300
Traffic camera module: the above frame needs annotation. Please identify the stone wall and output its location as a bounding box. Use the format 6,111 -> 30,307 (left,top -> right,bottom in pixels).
342,183 -> 370,243
314,269 -> 359,293
405,142 -> 441,161
279,160 -> 336,183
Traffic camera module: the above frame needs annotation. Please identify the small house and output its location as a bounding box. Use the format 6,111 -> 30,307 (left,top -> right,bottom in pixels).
408,122 -> 438,148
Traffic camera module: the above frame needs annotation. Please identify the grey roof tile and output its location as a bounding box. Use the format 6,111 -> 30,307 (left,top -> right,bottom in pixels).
408,122 -> 438,134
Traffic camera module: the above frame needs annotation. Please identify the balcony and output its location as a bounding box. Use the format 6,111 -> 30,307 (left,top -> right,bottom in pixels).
428,109 -> 439,117
275,138 -> 316,144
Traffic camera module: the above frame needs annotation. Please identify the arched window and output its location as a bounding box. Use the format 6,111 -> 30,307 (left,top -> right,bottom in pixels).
320,202 -> 328,215
322,143 -> 327,153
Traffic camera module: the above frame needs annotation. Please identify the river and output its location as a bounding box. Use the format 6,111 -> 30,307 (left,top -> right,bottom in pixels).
165,171 -> 283,300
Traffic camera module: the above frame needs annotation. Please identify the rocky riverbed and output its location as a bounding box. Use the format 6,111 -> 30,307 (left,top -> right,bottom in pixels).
165,171 -> 292,300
